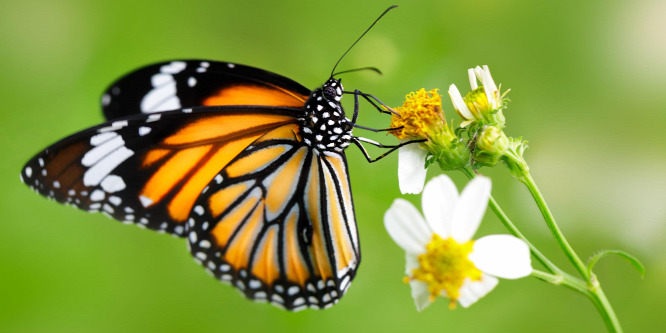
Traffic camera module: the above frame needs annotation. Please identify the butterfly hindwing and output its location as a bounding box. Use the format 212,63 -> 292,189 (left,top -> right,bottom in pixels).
186,126 -> 360,310
101,60 -> 311,120
21,106 -> 303,237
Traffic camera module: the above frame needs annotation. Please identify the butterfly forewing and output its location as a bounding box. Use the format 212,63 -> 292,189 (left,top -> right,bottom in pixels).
186,126 -> 360,310
21,107 -> 302,237
101,60 -> 311,120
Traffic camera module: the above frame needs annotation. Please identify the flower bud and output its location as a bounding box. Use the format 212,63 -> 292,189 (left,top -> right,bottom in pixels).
474,126 -> 509,167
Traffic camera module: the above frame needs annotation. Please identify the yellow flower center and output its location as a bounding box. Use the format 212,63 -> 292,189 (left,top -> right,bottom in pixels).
390,88 -> 444,140
409,234 -> 482,309
464,87 -> 491,120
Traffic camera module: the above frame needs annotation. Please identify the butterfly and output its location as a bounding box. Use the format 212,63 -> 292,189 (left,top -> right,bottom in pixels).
20,7 -> 410,311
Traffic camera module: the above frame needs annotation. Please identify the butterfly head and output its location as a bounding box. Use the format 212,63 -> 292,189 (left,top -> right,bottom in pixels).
322,78 -> 343,102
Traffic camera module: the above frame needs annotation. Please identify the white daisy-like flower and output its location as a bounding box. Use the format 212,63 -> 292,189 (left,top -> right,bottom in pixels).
448,65 -> 503,127
384,175 -> 532,310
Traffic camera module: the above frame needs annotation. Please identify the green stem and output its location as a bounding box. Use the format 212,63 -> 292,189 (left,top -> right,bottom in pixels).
519,173 -> 589,280
519,172 -> 622,332
460,167 -> 558,274
589,276 -> 623,333
533,271 -> 621,332
530,269 -> 588,294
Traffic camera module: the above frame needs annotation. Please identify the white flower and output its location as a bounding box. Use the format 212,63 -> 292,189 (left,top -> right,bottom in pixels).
470,65 -> 500,110
384,175 -> 532,310
448,65 -> 503,127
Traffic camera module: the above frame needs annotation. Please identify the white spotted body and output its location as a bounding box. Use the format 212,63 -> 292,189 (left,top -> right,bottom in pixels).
300,78 -> 353,153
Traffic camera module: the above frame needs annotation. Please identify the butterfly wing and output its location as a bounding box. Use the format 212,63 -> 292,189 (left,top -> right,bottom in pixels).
186,127 -> 360,310
24,60 -> 362,310
21,107 -> 303,237
101,60 -> 311,120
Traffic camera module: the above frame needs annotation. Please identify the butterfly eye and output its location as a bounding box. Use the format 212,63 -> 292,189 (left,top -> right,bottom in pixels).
323,84 -> 338,101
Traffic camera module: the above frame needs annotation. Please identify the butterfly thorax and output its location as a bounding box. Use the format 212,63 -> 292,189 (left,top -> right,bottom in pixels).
300,78 -> 353,153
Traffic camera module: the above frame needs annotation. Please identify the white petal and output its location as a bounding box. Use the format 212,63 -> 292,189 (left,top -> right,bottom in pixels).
405,253 -> 419,275
421,175 -> 459,238
384,199 -> 431,254
448,84 -> 474,120
469,235 -> 532,279
398,144 -> 428,194
409,280 -> 432,311
451,176 -> 491,242
467,68 -> 478,90
457,274 -> 498,308
473,65 -> 499,110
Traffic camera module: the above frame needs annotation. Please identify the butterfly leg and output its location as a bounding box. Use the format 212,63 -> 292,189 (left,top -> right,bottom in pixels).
345,90 -> 399,120
351,137 -> 425,163
352,123 -> 398,132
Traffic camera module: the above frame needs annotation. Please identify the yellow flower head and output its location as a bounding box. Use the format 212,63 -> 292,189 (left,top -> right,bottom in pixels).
409,234 -> 482,309
464,87 -> 494,121
390,89 -> 445,140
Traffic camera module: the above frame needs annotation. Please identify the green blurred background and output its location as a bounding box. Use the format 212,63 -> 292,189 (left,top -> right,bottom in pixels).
1,0 -> 664,331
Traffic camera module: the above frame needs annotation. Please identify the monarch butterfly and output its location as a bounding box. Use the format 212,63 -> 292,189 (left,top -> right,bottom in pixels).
20,6 -> 407,311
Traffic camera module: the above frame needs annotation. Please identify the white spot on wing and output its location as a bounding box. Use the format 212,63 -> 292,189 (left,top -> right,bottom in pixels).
90,132 -> 118,146
141,81 -> 180,113
102,94 -> 111,106
139,195 -> 153,207
82,135 -> 125,167
90,190 -> 105,201
83,147 -> 134,186
146,114 -> 161,122
138,126 -> 151,136
108,196 -> 122,206
160,61 -> 186,74
100,175 -> 126,193
151,73 -> 174,86
188,77 -> 197,87
25,167 -> 32,178
98,120 -> 128,133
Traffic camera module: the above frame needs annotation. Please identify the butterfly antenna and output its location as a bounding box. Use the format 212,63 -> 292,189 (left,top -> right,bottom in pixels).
330,5 -> 398,78
332,66 -> 382,77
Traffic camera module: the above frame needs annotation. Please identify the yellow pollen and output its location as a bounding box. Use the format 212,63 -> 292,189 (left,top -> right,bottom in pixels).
390,89 -> 444,140
409,234 -> 482,308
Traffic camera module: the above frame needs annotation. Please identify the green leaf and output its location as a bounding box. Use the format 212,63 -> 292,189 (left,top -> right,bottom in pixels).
588,250 -> 645,277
